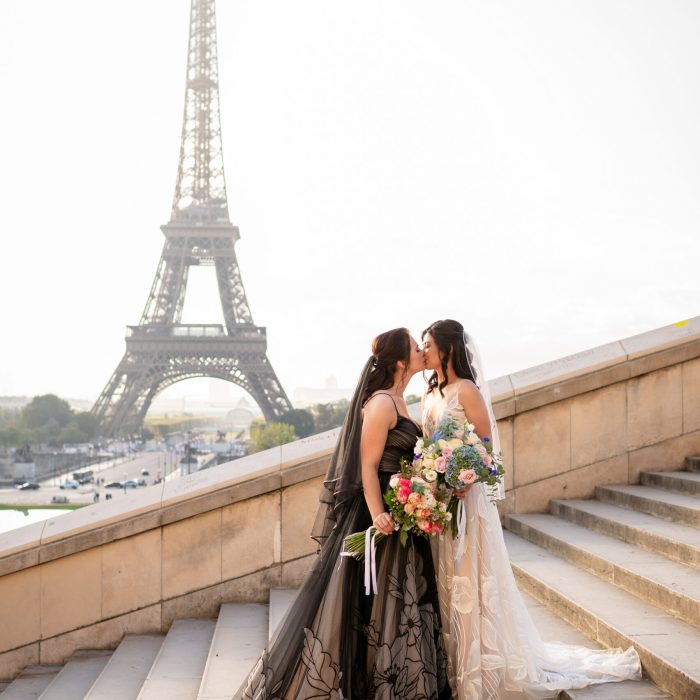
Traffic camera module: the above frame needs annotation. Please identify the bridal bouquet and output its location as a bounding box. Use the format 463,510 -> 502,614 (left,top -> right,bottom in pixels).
415,417 -> 505,534
342,456 -> 452,561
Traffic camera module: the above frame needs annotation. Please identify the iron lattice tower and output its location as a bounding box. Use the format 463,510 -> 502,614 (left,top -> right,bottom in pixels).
92,0 -> 292,437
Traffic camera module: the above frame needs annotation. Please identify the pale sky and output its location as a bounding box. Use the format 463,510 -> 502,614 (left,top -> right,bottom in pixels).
0,1 -> 698,408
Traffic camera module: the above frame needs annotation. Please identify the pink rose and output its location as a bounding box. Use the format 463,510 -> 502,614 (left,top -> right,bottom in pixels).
399,478 -> 412,488
397,489 -> 409,504
442,447 -> 452,459
404,503 -> 415,515
434,456 -> 446,473
484,454 -> 492,466
407,492 -> 423,506
434,523 -> 444,534
419,508 -> 431,519
417,520 -> 432,533
475,444 -> 487,458
461,469 -> 477,484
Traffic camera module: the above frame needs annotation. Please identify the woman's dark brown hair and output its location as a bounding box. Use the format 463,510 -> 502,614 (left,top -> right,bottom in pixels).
422,319 -> 477,396
362,327 -> 412,405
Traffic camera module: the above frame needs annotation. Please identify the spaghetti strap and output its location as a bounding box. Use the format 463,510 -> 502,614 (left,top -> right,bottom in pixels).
372,392 -> 400,418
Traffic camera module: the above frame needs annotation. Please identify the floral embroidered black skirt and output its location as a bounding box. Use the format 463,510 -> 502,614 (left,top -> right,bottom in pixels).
237,470 -> 451,700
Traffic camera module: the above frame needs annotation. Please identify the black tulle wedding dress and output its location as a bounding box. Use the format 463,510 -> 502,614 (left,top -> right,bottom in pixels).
236,361 -> 451,700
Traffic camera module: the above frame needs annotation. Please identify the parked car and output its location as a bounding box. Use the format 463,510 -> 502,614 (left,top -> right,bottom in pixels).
17,482 -> 40,490
59,481 -> 79,490
141,469 -> 150,476
51,496 -> 69,504
124,479 -> 139,488
105,481 -> 122,488
137,478 -> 147,487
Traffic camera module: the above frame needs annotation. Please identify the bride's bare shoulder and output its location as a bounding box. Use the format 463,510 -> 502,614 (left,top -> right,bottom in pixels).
455,378 -> 483,402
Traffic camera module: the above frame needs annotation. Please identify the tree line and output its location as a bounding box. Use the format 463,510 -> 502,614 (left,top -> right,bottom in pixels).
0,395 -> 99,449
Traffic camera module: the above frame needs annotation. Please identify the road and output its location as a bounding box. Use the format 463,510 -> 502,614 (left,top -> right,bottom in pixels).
0,451 -> 182,506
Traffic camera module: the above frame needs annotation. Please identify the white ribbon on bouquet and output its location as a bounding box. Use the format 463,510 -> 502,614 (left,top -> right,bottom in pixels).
455,499 -> 467,567
364,526 -> 379,595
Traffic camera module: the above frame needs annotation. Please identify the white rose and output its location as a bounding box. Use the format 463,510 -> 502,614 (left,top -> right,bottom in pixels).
389,476 -> 400,489
438,439 -> 448,449
467,423 -> 476,432
414,438 -> 424,455
448,438 -> 462,449
422,469 -> 438,483
467,433 -> 480,446
445,512 -> 452,521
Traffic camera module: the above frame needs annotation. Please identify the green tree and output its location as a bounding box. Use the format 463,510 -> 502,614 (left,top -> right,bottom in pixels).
248,420 -> 297,454
74,412 -> 99,440
56,422 -> 87,445
0,426 -> 29,448
22,394 -> 73,430
279,409 -> 315,438
311,399 -> 349,432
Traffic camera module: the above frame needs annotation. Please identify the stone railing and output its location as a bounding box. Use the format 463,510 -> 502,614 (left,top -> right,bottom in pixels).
0,316 -> 698,676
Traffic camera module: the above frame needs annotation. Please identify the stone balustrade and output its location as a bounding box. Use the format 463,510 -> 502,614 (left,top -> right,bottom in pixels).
0,316 -> 698,676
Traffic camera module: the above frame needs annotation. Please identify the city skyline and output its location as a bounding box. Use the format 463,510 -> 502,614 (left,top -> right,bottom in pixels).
1,0 -> 698,409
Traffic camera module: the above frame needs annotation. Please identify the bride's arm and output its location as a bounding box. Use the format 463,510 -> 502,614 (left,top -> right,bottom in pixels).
457,380 -> 492,441
360,396 -> 395,535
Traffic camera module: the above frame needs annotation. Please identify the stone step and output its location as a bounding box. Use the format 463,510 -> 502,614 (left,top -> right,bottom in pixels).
268,588 -> 298,640
137,619 -> 216,700
505,531 -> 700,699
506,514 -> 700,628
561,681 -> 672,699
197,604 -> 268,700
595,485 -> 700,528
38,650 -> 111,700
685,455 -> 700,473
84,635 -> 164,700
640,472 -> 700,496
520,592 -> 669,699
641,470 -> 700,496
0,666 -> 61,700
550,499 -> 700,569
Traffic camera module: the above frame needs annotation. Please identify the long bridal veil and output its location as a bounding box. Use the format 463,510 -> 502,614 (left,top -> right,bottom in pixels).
431,330 -> 641,699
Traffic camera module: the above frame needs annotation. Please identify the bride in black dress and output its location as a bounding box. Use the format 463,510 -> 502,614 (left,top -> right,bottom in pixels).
236,327 -> 451,699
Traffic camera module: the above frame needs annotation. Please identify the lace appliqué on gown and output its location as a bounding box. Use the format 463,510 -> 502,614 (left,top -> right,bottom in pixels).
422,390 -> 641,700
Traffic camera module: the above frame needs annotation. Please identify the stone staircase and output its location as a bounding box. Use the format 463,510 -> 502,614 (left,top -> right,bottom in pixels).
505,455 -> 700,700
5,456 -> 700,699
0,586 -> 667,700
0,591 -> 288,700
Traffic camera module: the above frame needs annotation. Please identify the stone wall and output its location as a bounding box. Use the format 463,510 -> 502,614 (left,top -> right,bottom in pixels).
493,318 -> 700,514
0,316 -> 698,677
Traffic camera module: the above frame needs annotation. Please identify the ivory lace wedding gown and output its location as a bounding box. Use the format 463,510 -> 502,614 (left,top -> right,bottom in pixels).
423,386 -> 641,700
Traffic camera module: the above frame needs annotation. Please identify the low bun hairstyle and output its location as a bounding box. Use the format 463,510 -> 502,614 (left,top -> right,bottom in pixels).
362,327 -> 412,405
422,319 -> 477,396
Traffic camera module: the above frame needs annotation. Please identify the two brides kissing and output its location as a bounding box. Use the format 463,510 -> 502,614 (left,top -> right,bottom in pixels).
237,319 -> 641,700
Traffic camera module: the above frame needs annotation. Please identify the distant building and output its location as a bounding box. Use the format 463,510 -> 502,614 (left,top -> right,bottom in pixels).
225,397 -> 257,429
293,377 -> 352,406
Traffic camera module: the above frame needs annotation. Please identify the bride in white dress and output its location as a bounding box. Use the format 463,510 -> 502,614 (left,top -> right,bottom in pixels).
420,319 -> 642,700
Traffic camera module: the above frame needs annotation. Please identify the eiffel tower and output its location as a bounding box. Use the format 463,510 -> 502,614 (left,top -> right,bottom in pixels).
92,0 -> 292,437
